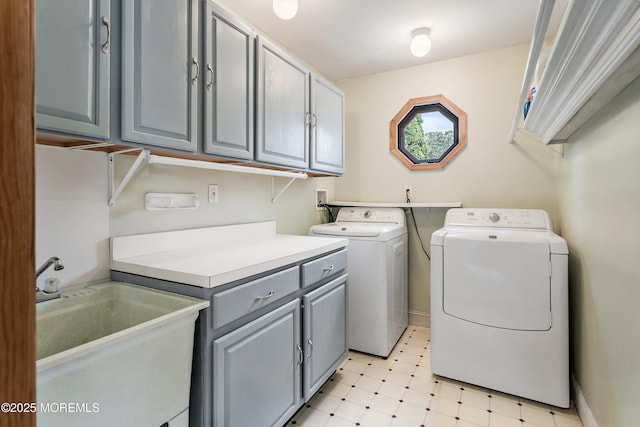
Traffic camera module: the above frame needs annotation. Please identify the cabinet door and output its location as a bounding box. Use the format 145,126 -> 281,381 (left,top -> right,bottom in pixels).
213,299 -> 302,427
310,75 -> 345,175
35,0 -> 110,139
121,0 -> 198,151
203,3 -> 254,160
256,36 -> 309,169
303,274 -> 348,401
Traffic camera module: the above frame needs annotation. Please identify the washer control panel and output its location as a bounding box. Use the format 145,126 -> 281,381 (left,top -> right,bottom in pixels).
444,208 -> 551,230
336,207 -> 406,225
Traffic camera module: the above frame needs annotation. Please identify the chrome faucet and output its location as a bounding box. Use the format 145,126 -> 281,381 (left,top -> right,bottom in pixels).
36,256 -> 64,278
36,257 -> 64,303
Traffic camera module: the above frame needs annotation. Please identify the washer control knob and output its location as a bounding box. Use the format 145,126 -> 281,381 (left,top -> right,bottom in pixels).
488,212 -> 500,223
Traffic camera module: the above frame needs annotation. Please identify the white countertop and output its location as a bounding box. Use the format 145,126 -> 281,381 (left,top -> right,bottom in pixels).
111,222 -> 347,288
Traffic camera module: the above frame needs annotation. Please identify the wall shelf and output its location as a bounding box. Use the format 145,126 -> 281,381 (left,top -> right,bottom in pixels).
327,201 -> 462,208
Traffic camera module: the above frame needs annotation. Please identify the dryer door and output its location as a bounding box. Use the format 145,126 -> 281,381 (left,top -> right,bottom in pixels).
442,231 -> 551,331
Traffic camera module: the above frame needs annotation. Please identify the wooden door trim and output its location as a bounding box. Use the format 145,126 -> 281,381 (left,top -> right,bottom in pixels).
0,0 -> 36,426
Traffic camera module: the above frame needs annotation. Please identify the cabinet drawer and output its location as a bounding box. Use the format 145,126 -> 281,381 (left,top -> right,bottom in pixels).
213,266 -> 299,329
301,249 -> 347,288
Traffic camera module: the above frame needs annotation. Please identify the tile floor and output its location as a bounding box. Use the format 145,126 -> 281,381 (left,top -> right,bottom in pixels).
286,326 -> 583,427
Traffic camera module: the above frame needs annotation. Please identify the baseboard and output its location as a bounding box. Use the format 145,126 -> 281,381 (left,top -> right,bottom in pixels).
571,374 -> 597,427
409,311 -> 430,328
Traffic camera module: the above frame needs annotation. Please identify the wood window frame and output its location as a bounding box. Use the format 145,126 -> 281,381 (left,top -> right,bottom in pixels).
390,94 -> 467,170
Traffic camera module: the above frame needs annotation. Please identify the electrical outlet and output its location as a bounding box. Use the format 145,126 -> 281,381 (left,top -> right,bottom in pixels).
404,186 -> 412,202
315,189 -> 328,211
208,184 -> 219,203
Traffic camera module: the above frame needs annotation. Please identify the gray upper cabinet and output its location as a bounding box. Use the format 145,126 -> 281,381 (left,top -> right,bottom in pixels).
310,74 -> 345,175
256,36 -> 310,169
203,3 -> 254,159
35,0 -> 111,139
121,0 -> 198,152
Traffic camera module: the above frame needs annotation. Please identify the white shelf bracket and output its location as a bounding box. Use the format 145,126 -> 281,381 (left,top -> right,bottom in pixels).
271,175 -> 301,203
108,148 -> 149,206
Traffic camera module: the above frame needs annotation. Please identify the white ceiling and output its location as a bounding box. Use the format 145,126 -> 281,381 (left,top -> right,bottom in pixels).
218,0 -> 570,81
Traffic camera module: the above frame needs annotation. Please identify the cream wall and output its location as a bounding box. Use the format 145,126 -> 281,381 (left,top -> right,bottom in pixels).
35,145 -> 336,290
335,43 -> 559,319
109,155 -> 335,237
557,77 -> 640,427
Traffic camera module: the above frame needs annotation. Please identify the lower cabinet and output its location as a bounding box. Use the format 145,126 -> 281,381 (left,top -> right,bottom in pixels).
111,248 -> 348,427
303,276 -> 348,401
213,300 -> 302,427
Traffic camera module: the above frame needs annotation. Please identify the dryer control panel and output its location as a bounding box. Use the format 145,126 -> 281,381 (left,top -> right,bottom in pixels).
444,208 -> 551,230
336,207 -> 406,225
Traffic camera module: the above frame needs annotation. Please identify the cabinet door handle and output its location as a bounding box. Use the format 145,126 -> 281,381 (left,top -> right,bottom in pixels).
191,57 -> 199,85
307,338 -> 313,359
305,111 -> 311,126
254,289 -> 275,302
206,64 -> 214,90
322,264 -> 335,272
101,16 -> 110,54
312,113 -> 318,128
297,345 -> 304,365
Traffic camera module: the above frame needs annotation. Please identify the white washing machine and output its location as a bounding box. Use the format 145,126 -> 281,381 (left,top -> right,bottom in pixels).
430,208 -> 569,407
309,207 -> 408,357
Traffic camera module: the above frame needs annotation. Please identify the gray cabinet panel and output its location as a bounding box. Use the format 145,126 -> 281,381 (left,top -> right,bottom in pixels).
212,266 -> 299,329
303,274 -> 348,401
310,74 -> 345,174
256,36 -> 309,168
35,0 -> 110,139
204,3 -> 254,159
214,299 -> 302,427
122,0 -> 198,151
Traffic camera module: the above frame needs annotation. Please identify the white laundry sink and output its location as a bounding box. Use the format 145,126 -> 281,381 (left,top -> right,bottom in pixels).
36,281 -> 209,427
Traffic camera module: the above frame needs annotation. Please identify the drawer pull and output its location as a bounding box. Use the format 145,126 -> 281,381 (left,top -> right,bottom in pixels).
254,290 -> 275,302
322,265 -> 335,272
101,16 -> 110,54
297,345 -> 304,365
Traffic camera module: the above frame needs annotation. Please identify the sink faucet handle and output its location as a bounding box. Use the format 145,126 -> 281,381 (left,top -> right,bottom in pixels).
43,278 -> 60,294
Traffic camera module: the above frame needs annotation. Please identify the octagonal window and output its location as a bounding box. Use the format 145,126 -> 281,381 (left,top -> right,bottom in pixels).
390,95 -> 467,170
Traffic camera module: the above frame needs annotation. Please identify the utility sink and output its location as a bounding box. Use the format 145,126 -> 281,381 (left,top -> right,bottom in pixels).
36,281 -> 209,427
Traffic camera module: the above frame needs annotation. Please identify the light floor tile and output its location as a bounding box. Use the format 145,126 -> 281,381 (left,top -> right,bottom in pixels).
359,408 -> 394,427
323,415 -> 354,427
370,393 -> 401,415
333,400 -> 365,422
309,393 -> 341,413
424,410 -> 457,427
321,380 -> 351,399
458,403 -> 490,426
520,404 -> 555,427
394,401 -> 428,424
355,375 -> 383,392
378,381 -> 407,399
345,387 -> 375,406
288,326 -> 584,427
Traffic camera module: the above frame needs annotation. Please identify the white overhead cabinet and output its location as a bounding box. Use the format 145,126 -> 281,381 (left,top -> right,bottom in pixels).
35,0 -> 111,139
121,0 -> 199,152
256,36 -> 310,169
203,3 -> 254,159
310,74 -> 345,175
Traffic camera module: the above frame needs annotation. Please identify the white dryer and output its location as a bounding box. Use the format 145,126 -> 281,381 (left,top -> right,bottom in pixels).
309,207 -> 408,357
430,208 -> 569,407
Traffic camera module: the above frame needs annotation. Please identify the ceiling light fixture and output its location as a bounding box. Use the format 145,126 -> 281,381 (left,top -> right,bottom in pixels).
273,0 -> 298,20
410,28 -> 432,57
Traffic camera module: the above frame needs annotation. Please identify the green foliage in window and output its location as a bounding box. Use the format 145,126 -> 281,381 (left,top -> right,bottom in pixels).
403,114 -> 454,162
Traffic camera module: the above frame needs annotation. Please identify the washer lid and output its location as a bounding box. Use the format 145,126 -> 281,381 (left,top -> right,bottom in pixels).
442,231 -> 552,331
